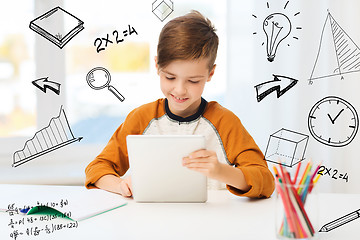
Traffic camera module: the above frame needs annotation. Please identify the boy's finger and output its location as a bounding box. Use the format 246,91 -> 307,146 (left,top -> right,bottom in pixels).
189,149 -> 213,159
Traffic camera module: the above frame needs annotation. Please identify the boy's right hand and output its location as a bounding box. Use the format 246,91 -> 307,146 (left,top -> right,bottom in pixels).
119,176 -> 133,197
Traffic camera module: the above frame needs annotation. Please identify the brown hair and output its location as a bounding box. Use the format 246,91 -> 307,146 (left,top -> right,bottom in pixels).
157,10 -> 219,70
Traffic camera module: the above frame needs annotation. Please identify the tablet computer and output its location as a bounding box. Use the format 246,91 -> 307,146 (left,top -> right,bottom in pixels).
126,135 -> 207,202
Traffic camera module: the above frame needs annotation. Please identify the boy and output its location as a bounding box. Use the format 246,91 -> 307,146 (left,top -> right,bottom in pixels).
85,11 -> 274,198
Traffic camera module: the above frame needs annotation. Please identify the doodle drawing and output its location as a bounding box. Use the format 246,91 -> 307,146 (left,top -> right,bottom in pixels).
252,1 -> 301,62
32,77 -> 61,95
29,6 -> 84,49
152,0 -> 174,22
319,209 -> 360,232
264,128 -> 309,167
309,11 -> 360,84
254,74 -> 298,102
12,106 -> 82,167
308,96 -> 359,147
86,67 -> 125,102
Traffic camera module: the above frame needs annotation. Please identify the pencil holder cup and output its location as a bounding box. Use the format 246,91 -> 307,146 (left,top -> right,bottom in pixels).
275,179 -> 319,240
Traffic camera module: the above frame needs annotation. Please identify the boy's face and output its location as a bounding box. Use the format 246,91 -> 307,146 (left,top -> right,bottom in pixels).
156,58 -> 215,118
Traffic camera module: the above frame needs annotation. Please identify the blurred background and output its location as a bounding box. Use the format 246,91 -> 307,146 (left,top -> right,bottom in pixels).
1,0 -> 360,194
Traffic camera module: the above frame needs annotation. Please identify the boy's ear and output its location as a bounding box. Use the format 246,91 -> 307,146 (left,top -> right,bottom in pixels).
207,64 -> 216,82
154,56 -> 160,75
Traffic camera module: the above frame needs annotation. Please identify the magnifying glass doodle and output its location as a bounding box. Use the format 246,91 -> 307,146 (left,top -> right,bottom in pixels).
86,67 -> 125,102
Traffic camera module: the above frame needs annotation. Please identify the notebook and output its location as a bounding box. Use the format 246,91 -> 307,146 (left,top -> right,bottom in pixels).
126,135 -> 207,203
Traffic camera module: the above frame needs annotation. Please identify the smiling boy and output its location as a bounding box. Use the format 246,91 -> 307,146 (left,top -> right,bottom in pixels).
85,11 -> 275,198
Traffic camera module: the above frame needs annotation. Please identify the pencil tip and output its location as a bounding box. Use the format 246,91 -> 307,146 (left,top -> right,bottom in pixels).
319,227 -> 325,232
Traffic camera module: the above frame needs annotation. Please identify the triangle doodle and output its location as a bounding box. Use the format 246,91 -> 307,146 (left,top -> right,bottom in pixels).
309,11 -> 360,83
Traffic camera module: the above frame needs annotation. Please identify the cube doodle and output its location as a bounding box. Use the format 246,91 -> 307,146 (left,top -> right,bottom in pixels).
264,128 -> 309,167
152,0 -> 174,22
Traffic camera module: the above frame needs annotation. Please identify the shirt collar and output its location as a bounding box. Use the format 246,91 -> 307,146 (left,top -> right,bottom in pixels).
164,97 -> 207,122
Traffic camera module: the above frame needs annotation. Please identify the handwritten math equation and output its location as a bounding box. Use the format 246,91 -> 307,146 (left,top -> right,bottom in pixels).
3,199 -> 79,240
9,220 -> 78,239
317,165 -> 349,182
94,24 -> 138,53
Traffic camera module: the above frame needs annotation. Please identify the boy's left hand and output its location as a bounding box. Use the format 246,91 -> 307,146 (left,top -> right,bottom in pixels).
182,150 -> 222,178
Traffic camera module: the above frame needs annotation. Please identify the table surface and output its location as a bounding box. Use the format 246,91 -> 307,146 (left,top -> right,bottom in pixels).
0,184 -> 359,240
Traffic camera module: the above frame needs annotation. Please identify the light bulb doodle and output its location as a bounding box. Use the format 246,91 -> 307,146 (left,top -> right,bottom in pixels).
263,13 -> 291,62
252,1 -> 301,62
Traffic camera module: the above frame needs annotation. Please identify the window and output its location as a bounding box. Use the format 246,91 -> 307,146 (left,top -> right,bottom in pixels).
0,0 -> 227,184
65,0 -> 227,144
0,3 -> 36,138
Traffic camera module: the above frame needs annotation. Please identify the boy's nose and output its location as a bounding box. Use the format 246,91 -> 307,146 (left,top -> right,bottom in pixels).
173,81 -> 187,95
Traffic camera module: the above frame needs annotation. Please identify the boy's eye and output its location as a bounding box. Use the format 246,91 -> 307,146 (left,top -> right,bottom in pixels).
189,80 -> 200,84
166,76 -> 175,80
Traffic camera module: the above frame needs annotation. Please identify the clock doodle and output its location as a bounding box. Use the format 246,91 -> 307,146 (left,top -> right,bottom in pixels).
308,96 -> 359,147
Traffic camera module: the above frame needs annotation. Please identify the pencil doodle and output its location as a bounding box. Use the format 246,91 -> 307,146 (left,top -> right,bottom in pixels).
152,0 -> 174,22
309,10 -> 360,84
86,67 -> 125,102
308,96 -> 359,147
29,6 -> 84,49
252,1 -> 301,62
12,106 -> 82,167
319,208 -> 360,232
32,77 -> 61,95
317,165 -> 349,182
254,74 -> 298,102
94,25 -> 138,53
264,128 -> 309,167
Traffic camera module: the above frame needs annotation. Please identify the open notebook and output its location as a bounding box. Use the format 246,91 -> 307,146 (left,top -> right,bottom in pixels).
0,184 -> 127,221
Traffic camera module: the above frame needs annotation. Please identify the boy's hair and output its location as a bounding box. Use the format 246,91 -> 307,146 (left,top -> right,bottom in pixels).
157,10 -> 219,70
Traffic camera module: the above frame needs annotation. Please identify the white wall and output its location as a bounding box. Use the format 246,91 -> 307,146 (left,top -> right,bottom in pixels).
226,0 -> 360,193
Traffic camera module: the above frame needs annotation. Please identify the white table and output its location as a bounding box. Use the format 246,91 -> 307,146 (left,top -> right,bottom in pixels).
0,184 -> 359,240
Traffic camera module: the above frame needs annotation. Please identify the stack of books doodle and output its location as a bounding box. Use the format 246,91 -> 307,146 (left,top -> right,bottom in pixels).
29,6 -> 84,49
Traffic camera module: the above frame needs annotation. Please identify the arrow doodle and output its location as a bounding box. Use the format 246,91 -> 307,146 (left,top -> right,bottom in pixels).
254,74 -> 298,102
32,77 -> 61,95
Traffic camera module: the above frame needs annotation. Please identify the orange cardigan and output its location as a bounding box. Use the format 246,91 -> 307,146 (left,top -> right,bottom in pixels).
85,98 -> 275,198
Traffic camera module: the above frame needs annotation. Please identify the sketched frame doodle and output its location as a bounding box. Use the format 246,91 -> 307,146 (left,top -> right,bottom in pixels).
29,6 -> 84,49
12,106 -> 82,167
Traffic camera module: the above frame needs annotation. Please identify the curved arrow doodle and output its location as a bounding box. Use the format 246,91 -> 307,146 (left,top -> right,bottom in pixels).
254,74 -> 298,102
32,77 -> 61,95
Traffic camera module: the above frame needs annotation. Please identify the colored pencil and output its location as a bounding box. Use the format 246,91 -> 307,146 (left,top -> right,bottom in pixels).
293,161 -> 302,184
275,173 -> 297,237
274,161 -> 320,238
283,169 -> 314,237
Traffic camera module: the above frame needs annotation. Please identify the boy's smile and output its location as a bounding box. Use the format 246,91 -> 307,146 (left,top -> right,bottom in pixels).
157,58 -> 215,118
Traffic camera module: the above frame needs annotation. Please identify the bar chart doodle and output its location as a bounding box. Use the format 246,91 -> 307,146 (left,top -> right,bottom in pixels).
309,10 -> 360,84
12,106 -> 82,167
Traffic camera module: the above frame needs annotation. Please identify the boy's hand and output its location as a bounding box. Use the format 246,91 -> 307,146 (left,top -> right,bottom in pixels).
119,176 -> 133,197
182,150 -> 222,178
